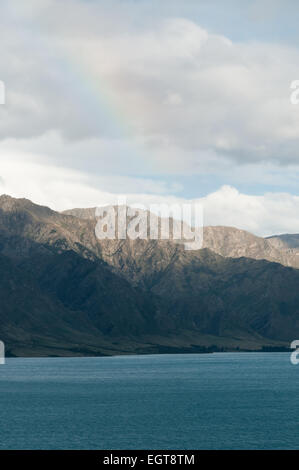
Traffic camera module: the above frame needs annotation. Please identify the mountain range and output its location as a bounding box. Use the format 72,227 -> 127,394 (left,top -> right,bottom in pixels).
0,194 -> 298,357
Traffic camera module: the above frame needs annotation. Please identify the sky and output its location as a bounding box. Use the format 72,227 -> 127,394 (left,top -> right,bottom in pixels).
1,0 -> 299,236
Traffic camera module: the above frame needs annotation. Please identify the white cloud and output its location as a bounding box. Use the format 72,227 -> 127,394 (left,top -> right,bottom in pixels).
0,151 -> 182,209
201,186 -> 299,237
0,151 -> 299,237
1,2 -> 299,170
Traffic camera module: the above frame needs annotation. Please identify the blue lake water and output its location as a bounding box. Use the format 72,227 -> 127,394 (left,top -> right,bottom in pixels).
0,353 -> 298,449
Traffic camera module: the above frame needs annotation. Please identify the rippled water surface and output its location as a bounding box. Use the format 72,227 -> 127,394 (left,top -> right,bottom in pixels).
0,353 -> 298,449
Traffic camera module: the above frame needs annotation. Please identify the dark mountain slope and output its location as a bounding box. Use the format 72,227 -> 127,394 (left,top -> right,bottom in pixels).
0,248 -> 160,356
0,195 -> 299,355
146,249 -> 299,342
27,250 -> 158,337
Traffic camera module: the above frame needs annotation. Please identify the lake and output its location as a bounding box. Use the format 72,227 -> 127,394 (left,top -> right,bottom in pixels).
0,353 -> 298,449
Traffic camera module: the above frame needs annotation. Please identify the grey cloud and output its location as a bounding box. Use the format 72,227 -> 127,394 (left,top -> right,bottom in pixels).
0,1 -> 299,171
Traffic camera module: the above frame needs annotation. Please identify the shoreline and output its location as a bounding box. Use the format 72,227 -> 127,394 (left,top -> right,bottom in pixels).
4,347 -> 292,359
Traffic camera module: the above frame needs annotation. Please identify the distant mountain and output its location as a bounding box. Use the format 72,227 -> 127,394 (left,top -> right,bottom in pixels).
267,233 -> 299,250
203,226 -> 299,268
64,206 -> 299,269
0,194 -> 299,356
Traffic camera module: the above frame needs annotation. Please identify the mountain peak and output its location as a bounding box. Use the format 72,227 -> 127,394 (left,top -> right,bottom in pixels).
0,194 -> 54,218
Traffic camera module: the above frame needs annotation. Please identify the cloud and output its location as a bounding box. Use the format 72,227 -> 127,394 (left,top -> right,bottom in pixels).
0,151 -> 299,237
1,1 -> 299,172
0,0 -> 299,238
0,150 -> 182,209
201,186 -> 299,236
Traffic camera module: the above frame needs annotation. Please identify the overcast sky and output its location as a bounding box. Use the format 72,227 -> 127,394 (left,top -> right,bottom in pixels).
1,0 -> 299,236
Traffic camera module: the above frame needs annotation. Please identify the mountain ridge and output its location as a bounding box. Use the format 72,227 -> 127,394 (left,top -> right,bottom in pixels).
0,194 -> 299,356
63,204 -> 299,270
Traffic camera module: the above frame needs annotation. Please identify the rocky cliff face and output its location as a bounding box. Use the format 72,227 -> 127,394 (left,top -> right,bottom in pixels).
64,205 -> 299,269
1,194 -> 299,356
0,195 -> 102,260
267,233 -> 299,249
203,226 -> 299,268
